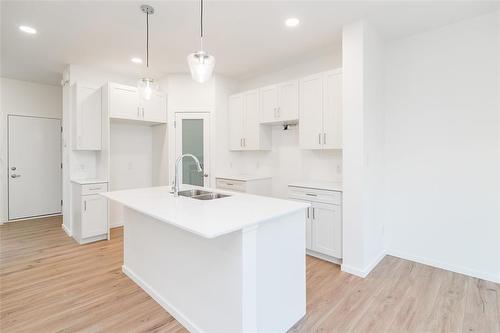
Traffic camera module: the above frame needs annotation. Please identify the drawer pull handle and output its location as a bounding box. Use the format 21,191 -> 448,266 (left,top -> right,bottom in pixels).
88,187 -> 101,191
226,183 -> 234,186
306,193 -> 317,197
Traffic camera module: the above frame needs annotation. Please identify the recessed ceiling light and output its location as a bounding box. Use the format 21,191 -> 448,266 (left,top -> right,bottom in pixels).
285,17 -> 300,27
19,25 -> 37,34
131,57 -> 143,64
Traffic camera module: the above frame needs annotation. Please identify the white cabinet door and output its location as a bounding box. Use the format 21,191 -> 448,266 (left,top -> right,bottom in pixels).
306,207 -> 313,250
323,70 -> 342,149
73,84 -> 102,150
81,194 -> 108,238
243,90 -> 260,150
299,74 -> 323,149
228,94 -> 244,151
311,202 -> 342,258
260,85 -> 278,123
278,80 -> 299,122
109,84 -> 140,120
142,91 -> 167,123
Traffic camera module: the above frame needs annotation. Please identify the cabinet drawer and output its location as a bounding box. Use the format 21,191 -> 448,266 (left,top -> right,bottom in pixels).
288,186 -> 341,205
81,183 -> 108,196
216,178 -> 246,192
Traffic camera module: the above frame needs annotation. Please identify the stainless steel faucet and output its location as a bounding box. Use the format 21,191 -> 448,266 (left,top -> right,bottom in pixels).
172,154 -> 203,196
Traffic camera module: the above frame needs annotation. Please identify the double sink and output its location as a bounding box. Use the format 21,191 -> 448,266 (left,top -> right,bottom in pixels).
178,189 -> 230,200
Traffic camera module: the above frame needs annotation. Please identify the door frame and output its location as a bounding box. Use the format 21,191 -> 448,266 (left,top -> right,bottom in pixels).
7,114 -> 62,221
174,112 -> 211,187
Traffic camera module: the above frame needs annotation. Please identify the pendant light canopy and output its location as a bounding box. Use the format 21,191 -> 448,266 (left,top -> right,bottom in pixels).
138,5 -> 158,100
187,0 -> 215,83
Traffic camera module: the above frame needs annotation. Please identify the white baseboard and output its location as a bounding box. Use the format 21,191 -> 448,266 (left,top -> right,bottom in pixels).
122,265 -> 203,333
387,249 -> 500,284
341,251 -> 386,278
61,223 -> 72,237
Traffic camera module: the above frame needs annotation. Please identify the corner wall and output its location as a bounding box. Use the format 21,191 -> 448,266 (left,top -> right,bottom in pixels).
341,21 -> 385,277
383,12 -> 500,282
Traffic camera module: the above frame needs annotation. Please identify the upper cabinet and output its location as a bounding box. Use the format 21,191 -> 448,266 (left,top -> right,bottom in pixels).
104,82 -> 167,124
299,69 -> 342,150
72,83 -> 102,150
229,90 -> 271,151
260,80 -> 299,124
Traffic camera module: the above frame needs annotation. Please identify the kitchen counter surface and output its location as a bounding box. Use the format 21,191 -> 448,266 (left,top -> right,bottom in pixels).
71,178 -> 108,185
101,185 -> 308,239
288,180 -> 343,192
216,174 -> 272,181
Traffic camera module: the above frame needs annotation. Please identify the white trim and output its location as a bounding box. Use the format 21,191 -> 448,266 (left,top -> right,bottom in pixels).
387,249 -> 500,284
122,265 -> 204,333
62,223 -> 72,237
341,251 -> 386,278
5,213 -> 62,223
306,250 -> 342,265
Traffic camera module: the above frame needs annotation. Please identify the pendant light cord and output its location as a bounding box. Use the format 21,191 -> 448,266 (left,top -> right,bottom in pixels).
146,12 -> 149,68
200,0 -> 204,51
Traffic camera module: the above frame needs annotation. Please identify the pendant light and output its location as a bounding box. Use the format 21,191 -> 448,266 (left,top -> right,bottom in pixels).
138,5 -> 158,100
187,0 -> 215,83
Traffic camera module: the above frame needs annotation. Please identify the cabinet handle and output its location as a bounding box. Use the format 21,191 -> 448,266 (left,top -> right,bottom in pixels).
312,207 -> 315,219
137,107 -> 140,117
142,108 -> 145,118
307,207 -> 310,219
306,193 -> 317,197
318,133 -> 321,144
277,107 -> 280,118
88,187 -> 101,191
240,138 -> 243,147
84,200 -> 87,211
323,133 -> 327,144
274,107 -> 277,118
244,138 -> 246,147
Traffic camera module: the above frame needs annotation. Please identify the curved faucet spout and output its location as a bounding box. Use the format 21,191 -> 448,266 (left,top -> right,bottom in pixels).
172,154 -> 203,196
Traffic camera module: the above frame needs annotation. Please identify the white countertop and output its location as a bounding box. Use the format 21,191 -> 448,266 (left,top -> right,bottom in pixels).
288,180 -> 343,192
216,174 -> 272,181
71,178 -> 108,185
101,185 -> 308,239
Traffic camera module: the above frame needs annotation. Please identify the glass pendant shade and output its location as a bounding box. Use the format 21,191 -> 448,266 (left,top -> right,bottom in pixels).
138,78 -> 158,101
187,51 -> 215,83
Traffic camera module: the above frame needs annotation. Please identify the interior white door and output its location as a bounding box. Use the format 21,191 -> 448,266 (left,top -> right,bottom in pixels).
322,71 -> 342,149
8,116 -> 62,220
299,73 -> 323,149
175,113 -> 210,187
228,94 -> 244,150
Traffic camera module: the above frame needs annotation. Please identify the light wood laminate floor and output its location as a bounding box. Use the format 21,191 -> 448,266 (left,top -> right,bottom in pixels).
1,216 -> 499,332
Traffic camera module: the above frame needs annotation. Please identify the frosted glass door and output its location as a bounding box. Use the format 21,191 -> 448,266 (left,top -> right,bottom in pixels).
175,113 -> 210,187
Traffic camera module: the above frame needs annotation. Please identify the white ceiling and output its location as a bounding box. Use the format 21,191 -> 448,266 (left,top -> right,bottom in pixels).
1,1 -> 498,85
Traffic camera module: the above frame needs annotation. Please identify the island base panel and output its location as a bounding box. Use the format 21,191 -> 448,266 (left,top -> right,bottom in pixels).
121,207 -> 306,333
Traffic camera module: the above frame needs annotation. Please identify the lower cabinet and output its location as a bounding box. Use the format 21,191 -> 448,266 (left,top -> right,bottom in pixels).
71,181 -> 109,244
289,185 -> 342,263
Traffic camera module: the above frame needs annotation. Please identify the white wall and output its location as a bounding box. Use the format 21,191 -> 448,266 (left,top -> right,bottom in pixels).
0,78 -> 62,223
226,51 -> 343,198
341,21 -> 385,277
384,12 -> 500,282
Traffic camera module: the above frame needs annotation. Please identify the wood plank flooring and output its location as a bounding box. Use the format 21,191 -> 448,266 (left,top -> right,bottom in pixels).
1,216 -> 499,332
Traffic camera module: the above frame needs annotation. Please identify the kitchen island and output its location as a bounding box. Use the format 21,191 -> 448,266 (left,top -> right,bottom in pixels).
102,185 -> 309,333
